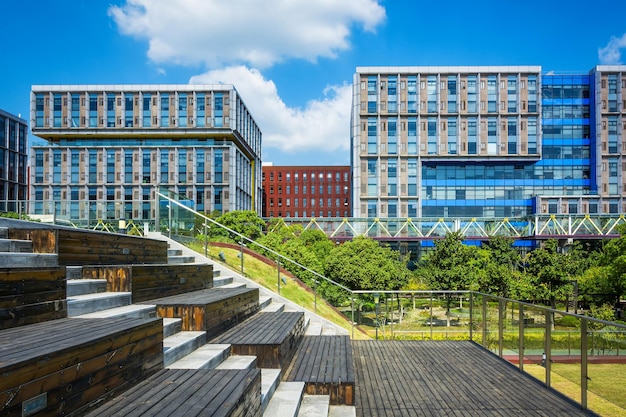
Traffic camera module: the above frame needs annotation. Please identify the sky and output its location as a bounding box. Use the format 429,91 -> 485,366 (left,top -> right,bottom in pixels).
1,0 -> 626,166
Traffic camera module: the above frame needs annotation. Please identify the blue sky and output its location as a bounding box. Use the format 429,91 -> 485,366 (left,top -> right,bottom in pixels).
1,0 -> 626,166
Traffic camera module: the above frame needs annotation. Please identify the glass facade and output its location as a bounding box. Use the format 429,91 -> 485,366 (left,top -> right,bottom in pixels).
29,85 -> 263,224
0,109 -> 28,212
352,66 -> 625,219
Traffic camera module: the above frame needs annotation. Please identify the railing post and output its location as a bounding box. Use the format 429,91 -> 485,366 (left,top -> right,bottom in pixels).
430,295 -> 434,340
498,299 -> 504,358
314,279 -> 318,313
581,318 -> 588,410
276,258 -> 281,296
519,303 -> 524,372
469,292 -> 474,341
545,310 -> 552,387
482,296 -> 487,348
351,296 -> 355,340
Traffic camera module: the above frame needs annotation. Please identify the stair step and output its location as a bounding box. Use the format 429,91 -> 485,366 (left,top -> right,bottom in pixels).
167,344 -> 230,369
67,292 -> 132,316
305,322 -> 322,335
321,326 -> 337,336
262,302 -> 285,313
263,381 -> 305,417
66,266 -> 83,280
168,255 -> 196,264
297,395 -> 330,417
0,253 -> 58,268
259,296 -> 272,310
328,405 -> 356,417
75,303 -> 155,319
0,238 -> 32,253
0,227 -> 7,239
213,269 -> 221,277
163,317 -> 182,338
67,279 -> 107,296
215,355 -> 257,371
167,248 -> 183,256
213,276 -> 233,287
163,331 -> 207,367
218,282 -> 246,289
261,368 -> 282,412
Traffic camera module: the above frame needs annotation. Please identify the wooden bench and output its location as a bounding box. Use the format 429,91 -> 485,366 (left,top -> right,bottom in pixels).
81,263 -> 214,303
0,219 -> 168,266
0,267 -> 67,330
146,287 -> 260,338
83,368 -> 261,417
211,311 -> 306,369
284,335 -> 355,405
0,317 -> 163,417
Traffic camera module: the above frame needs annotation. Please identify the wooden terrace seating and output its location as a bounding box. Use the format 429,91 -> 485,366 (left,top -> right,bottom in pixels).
83,368 -> 261,417
284,335 -> 355,405
145,287 -> 260,338
81,263 -> 214,303
211,311 -> 306,369
0,267 -> 67,330
0,317 -> 163,417
1,219 -> 168,266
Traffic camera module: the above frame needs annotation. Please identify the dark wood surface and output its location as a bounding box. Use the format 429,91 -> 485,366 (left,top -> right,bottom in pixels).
211,311 -> 305,369
6,224 -> 168,265
0,267 -> 67,329
81,263 -> 214,302
0,317 -> 163,417
284,335 -> 355,405
352,340 -> 594,417
83,368 -> 262,417
147,287 -> 259,337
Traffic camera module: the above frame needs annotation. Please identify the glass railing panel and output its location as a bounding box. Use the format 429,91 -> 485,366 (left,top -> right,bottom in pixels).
586,319 -> 626,416
484,295 -> 500,354
521,304 -> 547,384
549,312 -> 582,408
502,299 -> 521,367
470,293 -> 484,346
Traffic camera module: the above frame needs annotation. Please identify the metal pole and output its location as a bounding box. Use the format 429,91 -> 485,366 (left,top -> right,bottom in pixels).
314,280 -> 317,313
276,258 -> 281,295
351,297 -> 355,340
519,303 -> 525,372
498,299 -> 504,358
240,240 -> 244,274
204,222 -> 208,258
581,319 -> 588,410
545,310 -> 552,388
168,201 -> 172,239
469,292 -> 474,341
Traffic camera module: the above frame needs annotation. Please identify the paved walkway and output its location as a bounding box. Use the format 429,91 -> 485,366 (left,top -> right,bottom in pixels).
352,340 -> 594,417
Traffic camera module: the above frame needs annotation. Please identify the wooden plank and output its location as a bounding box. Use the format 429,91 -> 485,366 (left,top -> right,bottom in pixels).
84,369 -> 261,417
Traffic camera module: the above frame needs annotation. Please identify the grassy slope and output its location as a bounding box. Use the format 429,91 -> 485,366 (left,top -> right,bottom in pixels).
188,242 -> 370,340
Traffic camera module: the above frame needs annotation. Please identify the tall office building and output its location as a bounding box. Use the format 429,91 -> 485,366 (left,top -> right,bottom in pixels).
351,65 -> 626,219
30,85 -> 262,225
262,165 -> 351,218
0,109 -> 28,213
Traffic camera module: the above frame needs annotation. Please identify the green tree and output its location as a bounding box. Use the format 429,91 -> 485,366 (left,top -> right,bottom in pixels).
523,240 -> 579,309
593,224 -> 626,307
325,237 -> 410,292
206,210 -> 266,242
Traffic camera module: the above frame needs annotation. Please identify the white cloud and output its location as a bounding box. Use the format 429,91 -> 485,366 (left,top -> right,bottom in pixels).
190,66 -> 352,155
598,34 -> 626,64
109,0 -> 385,68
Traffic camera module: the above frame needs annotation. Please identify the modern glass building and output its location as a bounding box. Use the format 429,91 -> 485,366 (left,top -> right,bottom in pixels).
29,85 -> 262,226
351,65 -> 626,219
0,109 -> 28,213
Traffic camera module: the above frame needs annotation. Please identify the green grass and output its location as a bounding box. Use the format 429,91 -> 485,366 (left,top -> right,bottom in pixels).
524,363 -> 626,417
187,242 -> 370,340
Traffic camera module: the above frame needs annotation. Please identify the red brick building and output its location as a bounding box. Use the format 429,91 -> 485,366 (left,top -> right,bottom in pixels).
262,165 -> 351,218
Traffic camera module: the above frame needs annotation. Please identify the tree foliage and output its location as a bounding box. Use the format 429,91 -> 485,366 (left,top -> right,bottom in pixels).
325,237 -> 410,292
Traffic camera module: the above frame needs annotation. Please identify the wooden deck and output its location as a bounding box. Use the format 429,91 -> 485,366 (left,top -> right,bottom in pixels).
352,340 -> 594,417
